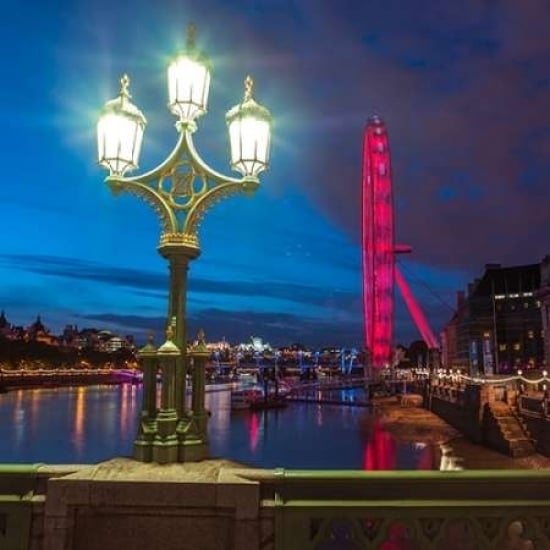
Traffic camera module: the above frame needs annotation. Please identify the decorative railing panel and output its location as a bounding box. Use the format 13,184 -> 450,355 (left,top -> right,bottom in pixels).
261,470 -> 550,550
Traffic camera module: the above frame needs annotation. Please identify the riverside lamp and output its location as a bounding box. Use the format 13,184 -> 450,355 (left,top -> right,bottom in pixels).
97,25 -> 272,463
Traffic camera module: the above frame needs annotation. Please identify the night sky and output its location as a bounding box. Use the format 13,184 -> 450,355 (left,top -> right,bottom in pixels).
1,0 -> 549,348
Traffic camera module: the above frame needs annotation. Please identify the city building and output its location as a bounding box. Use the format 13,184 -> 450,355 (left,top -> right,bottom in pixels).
236,336 -> 272,353
443,260 -> 547,374
441,292 -> 467,370
26,315 -> 58,346
537,256 -> 550,366
0,312 -> 136,354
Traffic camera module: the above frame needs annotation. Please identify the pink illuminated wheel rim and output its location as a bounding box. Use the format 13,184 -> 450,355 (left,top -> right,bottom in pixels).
362,116 -> 395,369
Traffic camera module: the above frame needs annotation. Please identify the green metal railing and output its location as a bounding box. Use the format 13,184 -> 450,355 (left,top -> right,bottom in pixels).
2,464 -> 550,549
255,469 -> 550,549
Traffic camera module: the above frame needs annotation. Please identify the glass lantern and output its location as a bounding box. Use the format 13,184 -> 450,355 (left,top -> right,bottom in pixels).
226,76 -> 272,177
97,74 -> 146,176
167,25 -> 211,124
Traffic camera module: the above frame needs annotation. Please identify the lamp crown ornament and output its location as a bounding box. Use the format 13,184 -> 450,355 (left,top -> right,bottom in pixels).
120,73 -> 131,99
186,23 -> 196,48
103,73 -> 145,121
157,322 -> 180,355
244,75 -> 254,101
138,330 -> 158,355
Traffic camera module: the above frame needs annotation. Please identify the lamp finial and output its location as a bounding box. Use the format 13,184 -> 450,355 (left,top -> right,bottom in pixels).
186,23 -> 196,48
244,75 -> 254,101
120,74 -> 131,98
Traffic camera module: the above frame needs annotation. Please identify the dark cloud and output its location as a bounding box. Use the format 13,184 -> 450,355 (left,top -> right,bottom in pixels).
0,253 -> 357,311
219,0 -> 550,271
80,308 -> 363,348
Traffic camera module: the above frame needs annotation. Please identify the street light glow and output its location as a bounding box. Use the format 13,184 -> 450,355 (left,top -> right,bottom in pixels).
226,76 -> 272,177
96,75 -> 146,176
168,56 -> 211,123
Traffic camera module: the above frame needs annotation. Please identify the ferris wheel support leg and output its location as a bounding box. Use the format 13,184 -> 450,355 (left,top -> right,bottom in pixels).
394,265 -> 439,349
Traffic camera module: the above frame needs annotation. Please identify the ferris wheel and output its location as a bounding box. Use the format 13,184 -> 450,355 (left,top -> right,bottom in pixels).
361,116 -> 438,369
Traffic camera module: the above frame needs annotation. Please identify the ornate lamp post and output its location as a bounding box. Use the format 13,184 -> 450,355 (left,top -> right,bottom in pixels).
96,25 -> 272,462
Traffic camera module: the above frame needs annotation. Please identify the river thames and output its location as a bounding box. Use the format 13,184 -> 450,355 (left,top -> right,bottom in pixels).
0,384 -> 436,469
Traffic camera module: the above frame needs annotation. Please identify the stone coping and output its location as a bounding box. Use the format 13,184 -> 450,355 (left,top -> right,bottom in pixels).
39,457 -> 276,484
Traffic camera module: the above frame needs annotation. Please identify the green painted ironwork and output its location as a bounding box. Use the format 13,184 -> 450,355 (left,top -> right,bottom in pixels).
102,92 -> 263,464
251,469 -> 550,550
1,464 -> 550,549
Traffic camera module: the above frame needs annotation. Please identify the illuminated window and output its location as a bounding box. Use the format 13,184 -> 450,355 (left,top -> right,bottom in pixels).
537,300 -> 541,308
524,302 -> 529,309
528,330 -> 534,339
499,344 -> 507,352
514,343 -> 521,351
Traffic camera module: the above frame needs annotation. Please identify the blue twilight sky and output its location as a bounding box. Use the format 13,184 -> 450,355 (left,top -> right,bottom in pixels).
1,0 -> 550,348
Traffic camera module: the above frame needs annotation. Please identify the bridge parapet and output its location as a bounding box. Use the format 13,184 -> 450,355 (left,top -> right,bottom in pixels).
266,469 -> 550,550
2,462 -> 550,550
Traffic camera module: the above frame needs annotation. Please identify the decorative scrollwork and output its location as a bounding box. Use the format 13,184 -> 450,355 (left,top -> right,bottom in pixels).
107,178 -> 177,234
184,182 -> 249,236
104,125 -> 256,249
157,159 -> 208,211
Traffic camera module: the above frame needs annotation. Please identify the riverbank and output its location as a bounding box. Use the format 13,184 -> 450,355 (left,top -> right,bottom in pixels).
372,395 -> 550,469
0,370 -> 134,390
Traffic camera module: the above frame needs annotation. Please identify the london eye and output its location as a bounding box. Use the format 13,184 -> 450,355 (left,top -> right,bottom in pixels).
361,116 -> 438,369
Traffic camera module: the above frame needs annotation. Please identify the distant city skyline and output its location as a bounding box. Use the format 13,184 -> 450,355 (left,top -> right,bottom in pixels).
1,1 -> 549,348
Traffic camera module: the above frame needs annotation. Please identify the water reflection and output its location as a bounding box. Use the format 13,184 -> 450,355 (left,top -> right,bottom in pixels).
74,387 -> 85,455
362,418 -> 438,471
363,418 -> 396,470
249,412 -> 260,452
0,385 -> 436,469
13,389 -> 25,449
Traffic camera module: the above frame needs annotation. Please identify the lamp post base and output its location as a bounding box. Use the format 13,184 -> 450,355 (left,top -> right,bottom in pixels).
133,442 -> 152,463
179,440 -> 209,462
152,437 -> 180,464
133,419 -> 157,462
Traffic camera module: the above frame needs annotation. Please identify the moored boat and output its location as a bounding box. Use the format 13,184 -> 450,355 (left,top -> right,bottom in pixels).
231,387 -> 264,410
249,395 -> 288,410
230,380 -> 290,410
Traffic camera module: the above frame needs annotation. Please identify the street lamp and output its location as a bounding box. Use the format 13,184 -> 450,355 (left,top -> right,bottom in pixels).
96,25 -> 272,463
